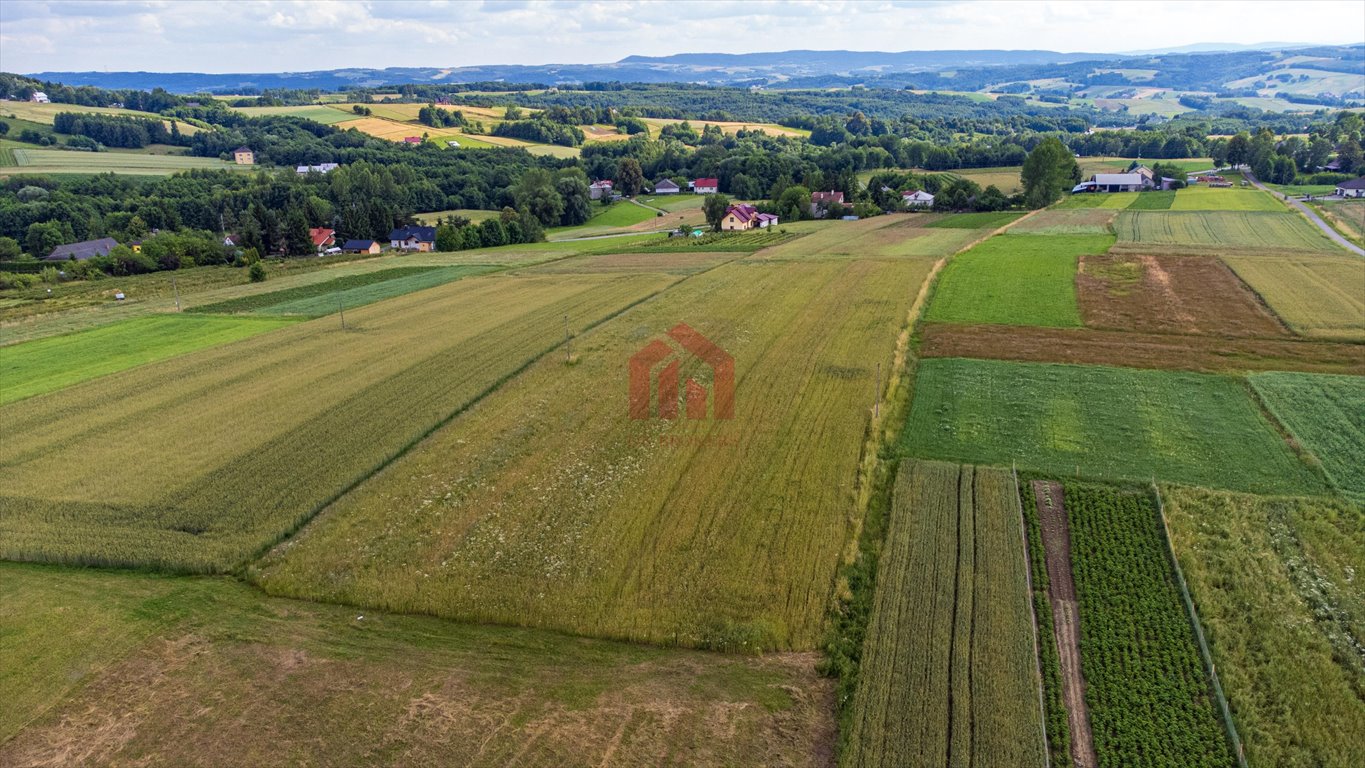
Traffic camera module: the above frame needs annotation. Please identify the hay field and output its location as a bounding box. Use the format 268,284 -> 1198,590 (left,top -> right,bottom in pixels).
255,255 -> 934,651
1007,208 -> 1117,235
230,105 -> 354,124
640,117 -> 809,138
0,273 -> 672,572
1116,210 -> 1335,251
750,215 -> 985,260
0,99 -> 202,134
2,147 -> 241,176
1221,253 -> 1365,339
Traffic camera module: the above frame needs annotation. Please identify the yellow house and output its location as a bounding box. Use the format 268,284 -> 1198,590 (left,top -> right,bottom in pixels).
720,204 -> 778,231
233,146 -> 255,165
130,241 -> 142,253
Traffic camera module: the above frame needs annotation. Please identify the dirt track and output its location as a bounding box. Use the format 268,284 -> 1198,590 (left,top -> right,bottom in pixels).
1033,480 -> 1097,768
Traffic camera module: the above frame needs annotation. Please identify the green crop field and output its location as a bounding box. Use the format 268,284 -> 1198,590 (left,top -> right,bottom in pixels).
1065,483 -> 1234,768
1116,210 -> 1335,251
0,563 -> 832,764
414,208 -> 501,224
1169,186 -> 1285,212
0,99 -> 201,134
1125,191 -> 1175,210
900,358 -> 1325,494
1249,372 -> 1365,501
1164,488 -> 1365,768
845,461 -> 1046,768
187,266 -> 498,316
1007,208 -> 1118,234
229,104 -> 354,124
0,315 -> 295,405
1,147 -> 243,176
254,256 -> 934,651
0,273 -> 672,572
1056,192 -> 1140,209
925,211 -> 1023,229
925,234 -> 1114,327
1221,253 -> 1365,339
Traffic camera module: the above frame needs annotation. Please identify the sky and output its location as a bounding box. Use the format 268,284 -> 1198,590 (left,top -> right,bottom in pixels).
2,0 -> 1362,74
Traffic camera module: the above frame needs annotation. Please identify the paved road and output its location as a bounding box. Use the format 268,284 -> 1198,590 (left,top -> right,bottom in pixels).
1244,172 -> 1365,256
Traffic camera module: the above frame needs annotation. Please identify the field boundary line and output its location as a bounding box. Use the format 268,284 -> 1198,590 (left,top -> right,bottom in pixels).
1013,464 -> 1052,768
1150,483 -> 1249,768
243,269 -> 720,575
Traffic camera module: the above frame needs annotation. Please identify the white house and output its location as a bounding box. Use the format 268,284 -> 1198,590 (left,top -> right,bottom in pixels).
295,163 -> 340,175
1335,177 -> 1365,198
589,180 -> 614,200
902,190 -> 935,208
692,177 -> 719,194
30,91 -> 49,103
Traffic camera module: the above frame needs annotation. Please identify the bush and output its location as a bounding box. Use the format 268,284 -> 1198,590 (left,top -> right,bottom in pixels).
0,271 -> 39,290
248,261 -> 267,282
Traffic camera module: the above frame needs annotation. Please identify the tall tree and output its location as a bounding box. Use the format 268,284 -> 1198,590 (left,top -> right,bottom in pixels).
615,157 -> 645,198
1020,137 -> 1080,209
702,193 -> 730,232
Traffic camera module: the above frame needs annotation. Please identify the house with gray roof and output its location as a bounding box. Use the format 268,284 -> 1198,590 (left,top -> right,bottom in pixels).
46,237 -> 120,261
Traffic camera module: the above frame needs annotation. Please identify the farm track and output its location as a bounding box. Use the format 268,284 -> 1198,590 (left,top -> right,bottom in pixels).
1032,480 -> 1097,768
919,323 -> 1365,375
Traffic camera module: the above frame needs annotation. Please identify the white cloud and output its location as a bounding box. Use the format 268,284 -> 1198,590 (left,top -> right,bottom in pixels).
0,0 -> 1360,73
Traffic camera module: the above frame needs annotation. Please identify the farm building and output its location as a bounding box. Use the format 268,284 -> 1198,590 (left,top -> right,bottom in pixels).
903,190 -> 935,208
720,204 -> 778,231
342,239 -> 381,254
1073,173 -> 1149,194
296,163 -> 340,174
310,228 -> 336,253
693,178 -> 719,194
45,237 -> 119,261
389,225 -> 436,252
653,179 -> 680,195
589,180 -> 614,200
30,91 -> 49,103
233,146 -> 255,165
1334,177 -> 1365,197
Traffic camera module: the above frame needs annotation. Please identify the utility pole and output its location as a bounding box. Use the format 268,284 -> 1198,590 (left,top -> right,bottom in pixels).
171,277 -> 180,311
339,296 -> 346,329
562,314 -> 572,363
873,362 -> 882,420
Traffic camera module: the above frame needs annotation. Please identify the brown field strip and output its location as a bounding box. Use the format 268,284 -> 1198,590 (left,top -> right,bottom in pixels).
1077,252 -> 1289,337
919,323 -> 1365,375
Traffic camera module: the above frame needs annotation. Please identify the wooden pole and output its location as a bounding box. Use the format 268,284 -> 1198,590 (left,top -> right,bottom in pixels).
339,296 -> 345,329
172,277 -> 180,311
873,362 -> 881,420
563,314 -> 571,363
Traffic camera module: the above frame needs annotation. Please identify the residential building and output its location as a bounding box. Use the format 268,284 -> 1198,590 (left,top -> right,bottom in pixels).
309,228 -> 336,253
45,237 -> 119,261
342,239 -> 382,254
233,146 -> 255,165
388,225 -> 437,252
403,136 -> 423,144
295,163 -> 340,174
1335,177 -> 1365,198
589,180 -> 614,200
810,190 -> 846,216
902,190 -> 935,208
653,179 -> 680,195
692,178 -> 719,195
30,91 -> 49,103
720,204 -> 778,231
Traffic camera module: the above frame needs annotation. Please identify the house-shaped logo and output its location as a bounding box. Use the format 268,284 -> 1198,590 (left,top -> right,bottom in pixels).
628,323 -> 734,420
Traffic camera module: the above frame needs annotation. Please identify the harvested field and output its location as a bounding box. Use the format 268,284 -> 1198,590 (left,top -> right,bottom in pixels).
0,563 -> 835,766
925,234 -> 1114,327
899,358 -> 1327,494
255,257 -> 934,650
1116,210 -> 1335,251
918,323 -> 1364,375
1249,372 -> 1365,501
1076,252 -> 1288,337
1007,208 -> 1117,235
845,461 -> 1046,768
0,273 -> 672,572
1164,488 -> 1365,768
1221,253 -> 1365,340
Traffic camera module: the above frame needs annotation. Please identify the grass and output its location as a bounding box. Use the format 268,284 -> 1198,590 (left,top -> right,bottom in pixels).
1065,483 -> 1234,768
0,273 -> 673,572
1220,253 -> 1365,340
0,315 -> 295,405
1116,210 -> 1335,251
253,256 -> 936,651
0,99 -> 200,134
0,563 -> 833,764
1007,208 -> 1118,234
1125,191 -> 1175,210
1055,192 -> 1140,210
1164,488 -> 1365,768
547,201 -> 662,239
229,105 -> 354,124
925,211 -> 1023,229
1,147 -> 243,176
751,216 -> 984,261
899,358 -> 1326,495
1249,372 -> 1365,502
414,208 -> 500,224
1169,186 -> 1285,212
186,266 -> 499,316
925,234 -> 1114,327
845,461 -> 1046,767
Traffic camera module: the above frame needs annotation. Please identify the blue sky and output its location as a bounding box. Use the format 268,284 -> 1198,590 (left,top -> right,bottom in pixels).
2,0 -> 1362,73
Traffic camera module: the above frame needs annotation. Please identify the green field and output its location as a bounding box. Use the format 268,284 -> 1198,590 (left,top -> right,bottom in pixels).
1007,208 -> 1118,234
1125,191 -> 1175,210
900,358 -> 1325,494
925,234 -> 1113,327
0,315 -> 295,405
0,563 -> 832,764
1065,483 -> 1233,768
187,266 -> 498,316
230,105 -> 354,124
547,201 -> 662,239
925,211 -> 1023,229
1055,192 -> 1141,209
1249,372 -> 1365,501
1170,186 -> 1285,212
0,273 -> 671,572
2,147 -> 243,176
414,208 -> 501,224
845,461 -> 1046,767
1165,488 -> 1365,768
1116,210 -> 1334,251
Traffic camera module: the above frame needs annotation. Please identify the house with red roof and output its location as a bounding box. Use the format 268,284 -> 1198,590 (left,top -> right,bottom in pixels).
403,136 -> 423,144
590,179 -> 614,200
310,228 -> 336,253
810,190 -> 845,216
720,204 -> 778,231
692,178 -> 719,194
